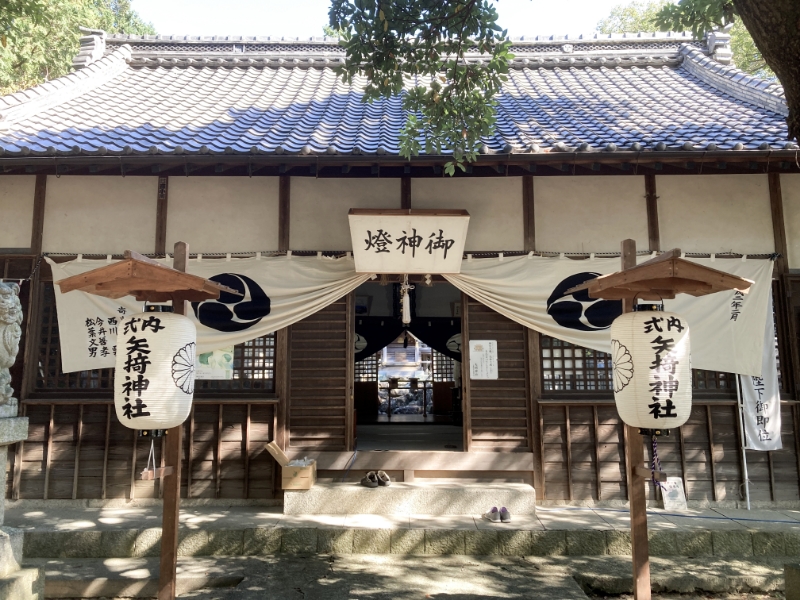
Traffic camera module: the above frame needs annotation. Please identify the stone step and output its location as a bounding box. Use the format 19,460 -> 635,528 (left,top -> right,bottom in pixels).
0,567 -> 44,600
283,481 -> 537,515
24,555 -> 793,599
18,520 -> 800,559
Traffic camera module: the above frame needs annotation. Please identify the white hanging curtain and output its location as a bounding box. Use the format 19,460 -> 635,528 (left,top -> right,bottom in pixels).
444,254 -> 773,377
47,255 -> 371,373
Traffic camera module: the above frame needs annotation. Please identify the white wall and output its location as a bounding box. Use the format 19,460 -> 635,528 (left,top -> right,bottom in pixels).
167,177 -> 279,253
42,176 -> 157,254
781,174 -> 800,269
0,176 -> 35,249
534,176 -> 649,253
412,178 -> 524,251
657,175 -> 774,255
290,178 -> 400,250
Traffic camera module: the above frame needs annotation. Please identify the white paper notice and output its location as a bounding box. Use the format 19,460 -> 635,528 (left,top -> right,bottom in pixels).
661,477 -> 688,511
469,340 -> 498,380
196,347 -> 234,380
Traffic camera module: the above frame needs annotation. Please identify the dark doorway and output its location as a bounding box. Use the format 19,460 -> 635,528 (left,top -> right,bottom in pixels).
352,280 -> 463,451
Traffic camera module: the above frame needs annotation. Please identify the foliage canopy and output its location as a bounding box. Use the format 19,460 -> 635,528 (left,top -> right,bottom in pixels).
329,0 -> 513,175
0,0 -> 155,95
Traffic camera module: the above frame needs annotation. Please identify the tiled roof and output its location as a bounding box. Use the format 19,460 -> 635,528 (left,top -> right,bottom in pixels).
0,34 -> 794,158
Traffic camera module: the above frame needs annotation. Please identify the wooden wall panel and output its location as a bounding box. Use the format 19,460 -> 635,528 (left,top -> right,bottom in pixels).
288,298 -> 350,450
466,298 -> 530,451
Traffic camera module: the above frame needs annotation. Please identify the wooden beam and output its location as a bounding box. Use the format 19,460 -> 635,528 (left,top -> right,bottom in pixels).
768,173 -> 789,275
158,241 -> 188,600
706,405 -> 718,501
244,404 -> 251,499
186,407 -> 194,498
401,176 -> 411,209
43,404 -> 54,500
526,329 -> 544,491
129,429 -> 138,500
279,175 -> 290,252
593,405 -> 602,501
31,174 -> 47,254
72,404 -> 83,500
216,404 -> 223,498
461,293 -> 473,451
523,175 -> 535,252
678,423 -> 689,500
11,404 -> 26,500
565,406 -> 573,501
155,177 -> 169,256
644,174 -> 660,252
621,238 -> 651,600
275,327 -> 289,451
101,405 -> 110,500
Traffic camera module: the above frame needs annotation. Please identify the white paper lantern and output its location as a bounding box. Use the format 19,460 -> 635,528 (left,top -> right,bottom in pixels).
610,308 -> 692,429
114,311 -> 196,429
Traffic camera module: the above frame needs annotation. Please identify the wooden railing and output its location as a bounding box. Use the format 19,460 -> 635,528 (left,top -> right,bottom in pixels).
6,399 -> 279,501
537,398 -> 800,504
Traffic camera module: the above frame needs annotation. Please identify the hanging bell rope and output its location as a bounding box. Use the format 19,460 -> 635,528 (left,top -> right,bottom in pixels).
400,274 -> 414,325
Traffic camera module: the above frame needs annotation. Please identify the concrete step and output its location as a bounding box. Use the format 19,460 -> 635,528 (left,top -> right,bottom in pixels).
0,567 -> 44,600
283,481 -> 537,515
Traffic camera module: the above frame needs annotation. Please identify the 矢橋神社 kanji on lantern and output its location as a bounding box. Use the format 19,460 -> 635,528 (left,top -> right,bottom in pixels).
113,309 -> 197,429
610,305 -> 692,429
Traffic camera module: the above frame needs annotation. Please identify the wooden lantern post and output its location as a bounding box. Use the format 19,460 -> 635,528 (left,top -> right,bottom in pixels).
567,239 -> 754,600
158,241 -> 187,600
56,241 -> 239,600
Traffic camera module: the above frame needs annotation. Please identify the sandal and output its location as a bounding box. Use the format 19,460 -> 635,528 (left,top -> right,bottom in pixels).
360,471 -> 379,488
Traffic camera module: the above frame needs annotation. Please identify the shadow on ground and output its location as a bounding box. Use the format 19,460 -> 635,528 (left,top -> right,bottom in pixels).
178,554 -> 589,600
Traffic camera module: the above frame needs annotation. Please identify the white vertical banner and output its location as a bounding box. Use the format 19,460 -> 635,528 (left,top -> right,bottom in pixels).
741,289 -> 782,451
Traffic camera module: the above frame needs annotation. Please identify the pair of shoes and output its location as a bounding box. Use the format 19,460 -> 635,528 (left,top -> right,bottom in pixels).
482,506 -> 511,523
360,471 -> 391,488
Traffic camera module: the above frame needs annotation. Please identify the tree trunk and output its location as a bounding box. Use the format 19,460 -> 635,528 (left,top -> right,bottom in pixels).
734,0 -> 800,142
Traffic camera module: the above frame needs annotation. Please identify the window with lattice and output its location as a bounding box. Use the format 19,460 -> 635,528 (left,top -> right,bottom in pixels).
541,335 -> 613,392
355,352 -> 380,382
541,335 -> 737,395
432,350 -> 455,382
35,282 -> 275,394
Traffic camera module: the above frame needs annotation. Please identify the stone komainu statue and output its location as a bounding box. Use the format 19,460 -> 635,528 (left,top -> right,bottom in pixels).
0,282 -> 22,406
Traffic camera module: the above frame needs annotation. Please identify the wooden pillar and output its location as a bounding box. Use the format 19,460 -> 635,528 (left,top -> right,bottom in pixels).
155,177 -> 169,256
768,173 -> 788,276
276,174 -> 291,452
279,175 -> 290,253
644,175 -> 660,253
522,174 -> 543,488
20,174 -> 47,401
345,292 -> 355,451
157,241 -> 188,600
621,238 -> 651,600
401,176 -> 411,209
461,292 -> 472,451
522,175 -> 535,251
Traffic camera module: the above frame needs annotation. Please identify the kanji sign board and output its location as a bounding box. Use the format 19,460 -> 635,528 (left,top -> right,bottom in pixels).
349,209 -> 470,274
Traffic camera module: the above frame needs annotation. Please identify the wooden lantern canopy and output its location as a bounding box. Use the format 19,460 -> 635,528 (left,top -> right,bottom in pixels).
56,250 -> 239,302
565,248 -> 753,300
566,244 -> 754,600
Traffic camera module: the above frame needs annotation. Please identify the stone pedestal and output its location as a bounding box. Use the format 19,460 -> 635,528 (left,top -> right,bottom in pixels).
0,416 -> 43,600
